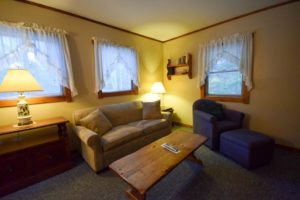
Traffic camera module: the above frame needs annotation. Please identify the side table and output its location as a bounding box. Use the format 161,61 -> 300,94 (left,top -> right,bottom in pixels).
161,106 -> 174,126
0,117 -> 73,197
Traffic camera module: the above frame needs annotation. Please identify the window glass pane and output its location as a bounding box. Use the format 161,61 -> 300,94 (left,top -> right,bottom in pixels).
0,35 -> 64,100
99,43 -> 137,94
208,71 -> 242,95
210,57 -> 239,73
102,63 -> 132,92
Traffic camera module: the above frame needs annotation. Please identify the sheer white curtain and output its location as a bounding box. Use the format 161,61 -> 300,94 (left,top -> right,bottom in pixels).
198,32 -> 253,90
92,38 -> 139,93
0,21 -> 77,97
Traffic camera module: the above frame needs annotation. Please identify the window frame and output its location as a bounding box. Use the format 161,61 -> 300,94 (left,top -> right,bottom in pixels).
0,25 -> 74,107
98,80 -> 138,98
201,78 -> 249,104
0,87 -> 72,107
92,40 -> 139,99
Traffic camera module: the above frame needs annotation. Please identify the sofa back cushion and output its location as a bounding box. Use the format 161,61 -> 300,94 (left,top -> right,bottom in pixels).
73,107 -> 98,125
142,100 -> 162,119
100,101 -> 143,126
79,109 -> 112,136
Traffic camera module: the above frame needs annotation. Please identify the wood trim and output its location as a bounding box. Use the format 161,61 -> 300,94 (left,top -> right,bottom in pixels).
173,121 -> 193,128
163,0 -> 300,43
16,0 -> 161,43
0,117 -> 68,136
15,0 -> 299,43
98,81 -> 138,98
276,144 -> 300,153
201,81 -> 249,104
172,123 -> 300,154
0,87 -> 72,107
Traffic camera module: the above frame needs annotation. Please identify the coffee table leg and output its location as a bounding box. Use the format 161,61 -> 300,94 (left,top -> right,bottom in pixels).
187,153 -> 203,166
126,188 -> 145,200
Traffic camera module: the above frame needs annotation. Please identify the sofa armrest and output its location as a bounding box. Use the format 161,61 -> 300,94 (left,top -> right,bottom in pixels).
161,111 -> 172,125
223,108 -> 245,125
75,126 -> 102,149
193,110 -> 217,123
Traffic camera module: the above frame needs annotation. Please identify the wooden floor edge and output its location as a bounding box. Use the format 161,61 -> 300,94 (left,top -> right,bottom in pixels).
173,122 -> 300,153
275,144 -> 300,153
173,121 -> 193,128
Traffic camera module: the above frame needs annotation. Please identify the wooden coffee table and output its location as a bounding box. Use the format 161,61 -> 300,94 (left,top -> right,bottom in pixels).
109,130 -> 207,200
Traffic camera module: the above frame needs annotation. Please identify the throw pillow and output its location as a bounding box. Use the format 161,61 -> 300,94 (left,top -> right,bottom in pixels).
79,109 -> 112,136
198,99 -> 225,120
142,100 -> 162,119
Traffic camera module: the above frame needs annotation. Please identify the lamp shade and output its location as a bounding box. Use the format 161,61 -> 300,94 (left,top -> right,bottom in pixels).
150,82 -> 166,94
0,69 -> 42,92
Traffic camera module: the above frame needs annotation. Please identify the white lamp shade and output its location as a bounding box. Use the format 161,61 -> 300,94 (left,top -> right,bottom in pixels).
150,82 -> 166,94
0,69 -> 42,92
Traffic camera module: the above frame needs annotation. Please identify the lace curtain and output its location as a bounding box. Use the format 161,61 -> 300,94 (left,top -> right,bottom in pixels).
0,21 -> 77,97
198,32 -> 253,90
92,38 -> 139,93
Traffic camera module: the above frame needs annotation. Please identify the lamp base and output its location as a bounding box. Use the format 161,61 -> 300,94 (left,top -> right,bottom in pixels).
17,93 -> 33,126
17,115 -> 33,126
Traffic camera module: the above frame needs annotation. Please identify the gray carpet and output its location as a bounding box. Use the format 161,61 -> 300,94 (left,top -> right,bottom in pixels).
2,130 -> 300,200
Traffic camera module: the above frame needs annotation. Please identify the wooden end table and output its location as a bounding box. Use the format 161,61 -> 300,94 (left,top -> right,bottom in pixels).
0,117 -> 72,197
109,130 -> 207,200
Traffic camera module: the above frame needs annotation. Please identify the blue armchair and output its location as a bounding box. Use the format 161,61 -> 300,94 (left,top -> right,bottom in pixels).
193,99 -> 244,150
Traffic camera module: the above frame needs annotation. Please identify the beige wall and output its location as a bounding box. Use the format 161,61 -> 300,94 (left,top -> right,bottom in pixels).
0,1 -> 299,149
0,0 -> 163,126
163,2 -> 300,148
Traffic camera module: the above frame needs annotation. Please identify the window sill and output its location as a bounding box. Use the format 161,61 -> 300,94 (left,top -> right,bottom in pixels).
98,87 -> 138,99
0,88 -> 72,107
200,84 -> 249,104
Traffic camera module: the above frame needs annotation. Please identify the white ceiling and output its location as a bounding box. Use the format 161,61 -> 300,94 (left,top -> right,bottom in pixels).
28,0 -> 288,41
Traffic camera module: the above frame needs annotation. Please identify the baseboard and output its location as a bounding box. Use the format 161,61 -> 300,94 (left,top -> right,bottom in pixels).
173,123 -> 300,153
276,144 -> 300,153
173,121 -> 193,128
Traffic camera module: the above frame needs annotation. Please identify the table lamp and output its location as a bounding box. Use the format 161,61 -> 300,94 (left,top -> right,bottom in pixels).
0,69 -> 42,126
150,82 -> 166,106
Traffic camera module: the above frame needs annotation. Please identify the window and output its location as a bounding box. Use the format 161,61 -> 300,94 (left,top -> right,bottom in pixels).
199,32 -> 253,103
0,21 -> 77,106
93,39 -> 139,98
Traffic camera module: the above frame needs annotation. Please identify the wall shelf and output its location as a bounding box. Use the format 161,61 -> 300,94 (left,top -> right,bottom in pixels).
167,53 -> 192,80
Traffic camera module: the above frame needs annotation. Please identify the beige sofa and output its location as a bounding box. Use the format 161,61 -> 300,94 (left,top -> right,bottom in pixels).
73,101 -> 172,172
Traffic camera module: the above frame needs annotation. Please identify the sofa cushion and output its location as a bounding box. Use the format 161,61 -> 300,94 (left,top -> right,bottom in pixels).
221,129 -> 275,149
100,102 -> 143,127
128,119 -> 169,134
79,109 -> 112,136
101,125 -> 143,151
73,107 -> 98,126
142,100 -> 162,119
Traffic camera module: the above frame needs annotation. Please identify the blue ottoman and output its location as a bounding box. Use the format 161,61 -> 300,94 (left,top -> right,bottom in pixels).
220,129 -> 275,169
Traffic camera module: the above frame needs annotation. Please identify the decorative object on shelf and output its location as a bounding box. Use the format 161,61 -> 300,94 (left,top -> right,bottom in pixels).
167,53 -> 192,80
0,69 -> 42,126
150,81 -> 166,105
